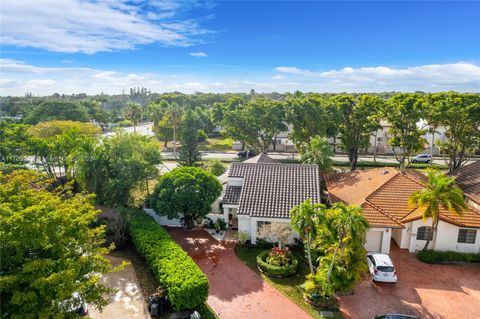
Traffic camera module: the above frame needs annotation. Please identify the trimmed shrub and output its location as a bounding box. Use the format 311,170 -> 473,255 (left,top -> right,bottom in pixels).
120,208 -> 209,310
417,250 -> 480,264
256,250 -> 298,277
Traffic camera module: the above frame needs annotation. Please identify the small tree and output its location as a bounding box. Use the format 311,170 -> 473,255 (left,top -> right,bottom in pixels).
299,135 -> 333,172
290,199 -> 326,275
124,102 -> 142,133
178,109 -> 202,166
0,170 -> 113,317
257,222 -> 292,249
203,159 -> 226,176
150,167 -> 222,229
409,170 -> 468,250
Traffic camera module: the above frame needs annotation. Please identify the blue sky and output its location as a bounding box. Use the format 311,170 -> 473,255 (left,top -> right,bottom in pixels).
1,0 -> 479,95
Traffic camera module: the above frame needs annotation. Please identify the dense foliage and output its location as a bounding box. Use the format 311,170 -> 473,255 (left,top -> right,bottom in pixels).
121,208 -> 209,310
76,132 -> 162,206
150,166 -> 222,229
24,100 -> 91,124
417,250 -> 480,264
0,170 -> 113,318
178,109 -> 202,166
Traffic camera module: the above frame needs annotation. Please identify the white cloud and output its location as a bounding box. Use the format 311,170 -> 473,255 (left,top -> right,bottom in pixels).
1,59 -> 479,95
0,0 -> 211,54
274,63 -> 480,92
190,52 -> 208,57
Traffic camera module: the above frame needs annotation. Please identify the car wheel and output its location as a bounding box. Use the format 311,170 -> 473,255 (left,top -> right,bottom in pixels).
412,160 -> 416,163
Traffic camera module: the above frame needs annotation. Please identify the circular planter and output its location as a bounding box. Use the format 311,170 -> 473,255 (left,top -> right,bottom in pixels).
303,294 -> 337,308
256,250 -> 299,278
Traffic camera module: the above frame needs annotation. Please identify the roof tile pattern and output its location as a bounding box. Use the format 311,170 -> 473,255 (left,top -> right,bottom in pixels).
222,186 -> 242,205
449,161 -> 480,204
325,168 -> 480,228
243,153 -> 279,164
228,162 -> 320,219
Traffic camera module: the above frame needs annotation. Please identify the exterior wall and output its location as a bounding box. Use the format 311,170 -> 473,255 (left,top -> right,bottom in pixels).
143,208 -> 182,227
249,217 -> 299,244
222,204 -> 238,224
238,215 -> 251,237
228,177 -> 244,186
408,218 -> 480,253
466,198 -> 480,212
392,227 -> 410,249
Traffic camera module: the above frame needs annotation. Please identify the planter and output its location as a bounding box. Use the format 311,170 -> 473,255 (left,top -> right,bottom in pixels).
303,294 -> 336,309
256,250 -> 298,278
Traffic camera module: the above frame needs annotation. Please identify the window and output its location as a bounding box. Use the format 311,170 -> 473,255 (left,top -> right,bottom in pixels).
257,221 -> 271,234
377,137 -> 383,142
458,229 -> 477,244
416,226 -> 433,240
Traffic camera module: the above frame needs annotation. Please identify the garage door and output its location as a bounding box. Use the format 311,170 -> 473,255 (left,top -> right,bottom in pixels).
365,230 -> 383,252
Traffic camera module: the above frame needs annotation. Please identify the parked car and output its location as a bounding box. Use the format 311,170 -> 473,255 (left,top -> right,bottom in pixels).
374,315 -> 420,319
237,150 -> 256,158
367,253 -> 397,283
411,154 -> 431,164
58,292 -> 88,316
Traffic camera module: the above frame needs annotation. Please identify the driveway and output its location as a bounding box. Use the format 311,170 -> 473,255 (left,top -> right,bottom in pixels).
339,244 -> 480,319
89,255 -> 149,319
166,228 -> 312,319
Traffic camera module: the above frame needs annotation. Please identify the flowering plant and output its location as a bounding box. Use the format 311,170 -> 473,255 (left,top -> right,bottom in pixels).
266,246 -> 292,266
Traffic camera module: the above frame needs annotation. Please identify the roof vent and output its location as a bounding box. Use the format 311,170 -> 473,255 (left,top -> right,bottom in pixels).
381,170 -> 390,175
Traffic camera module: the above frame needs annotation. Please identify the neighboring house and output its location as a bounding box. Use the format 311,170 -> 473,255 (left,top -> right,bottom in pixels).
219,153 -> 320,243
449,160 -> 480,212
324,167 -> 480,254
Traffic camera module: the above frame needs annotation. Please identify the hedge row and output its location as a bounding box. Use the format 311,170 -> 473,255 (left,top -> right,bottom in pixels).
120,208 -> 209,310
417,250 -> 480,264
256,250 -> 299,277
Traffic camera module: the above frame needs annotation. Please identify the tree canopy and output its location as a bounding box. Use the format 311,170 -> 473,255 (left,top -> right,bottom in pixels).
0,170 -> 113,318
24,101 -> 91,124
178,109 -> 202,166
150,166 -> 222,229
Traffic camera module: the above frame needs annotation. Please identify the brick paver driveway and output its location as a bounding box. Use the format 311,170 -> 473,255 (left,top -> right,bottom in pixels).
339,244 -> 480,319
167,228 -> 312,319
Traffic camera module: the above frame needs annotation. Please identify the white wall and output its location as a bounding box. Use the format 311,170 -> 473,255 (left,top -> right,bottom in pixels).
408,218 -> 480,253
238,215 -> 251,237
249,217 -> 299,244
392,227 -> 410,249
365,228 -> 392,254
143,208 -> 182,227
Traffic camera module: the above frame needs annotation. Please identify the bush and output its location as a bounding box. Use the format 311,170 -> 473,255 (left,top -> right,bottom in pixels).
256,250 -> 298,277
121,208 -> 209,310
198,130 -> 208,142
417,250 -> 480,264
203,159 -> 226,176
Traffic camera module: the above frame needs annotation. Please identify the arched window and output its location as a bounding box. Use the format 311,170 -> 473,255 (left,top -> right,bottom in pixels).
416,226 -> 433,240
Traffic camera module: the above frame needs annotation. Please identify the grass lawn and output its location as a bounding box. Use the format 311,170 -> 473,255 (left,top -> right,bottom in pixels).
235,246 -> 342,319
199,137 -> 235,151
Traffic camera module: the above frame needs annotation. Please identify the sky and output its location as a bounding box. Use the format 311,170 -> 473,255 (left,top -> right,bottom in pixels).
1,0 -> 479,95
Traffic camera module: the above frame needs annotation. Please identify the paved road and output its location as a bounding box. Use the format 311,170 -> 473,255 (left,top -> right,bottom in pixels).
167,228 -> 312,319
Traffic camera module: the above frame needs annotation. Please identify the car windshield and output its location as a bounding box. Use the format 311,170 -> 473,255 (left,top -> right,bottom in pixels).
377,266 -> 394,272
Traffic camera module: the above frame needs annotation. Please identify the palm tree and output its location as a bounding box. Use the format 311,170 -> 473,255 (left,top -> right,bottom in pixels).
409,169 -> 468,251
324,203 -> 369,283
299,135 -> 333,172
148,101 -> 168,141
124,103 -> 142,133
165,102 -> 183,154
290,199 -> 326,275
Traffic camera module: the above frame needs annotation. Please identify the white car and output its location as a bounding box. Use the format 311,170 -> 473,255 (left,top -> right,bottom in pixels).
411,154 -> 431,164
367,253 -> 397,283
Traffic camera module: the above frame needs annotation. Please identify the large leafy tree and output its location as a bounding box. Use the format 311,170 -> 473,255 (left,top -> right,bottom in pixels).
333,94 -> 382,170
434,92 -> 480,171
124,103 -> 142,133
409,170 -> 468,250
383,93 -> 427,168
76,132 -> 162,206
0,122 -> 30,164
24,100 -> 91,124
178,109 -> 202,166
0,170 -> 113,318
150,167 -> 222,229
299,136 -> 333,172
290,199 -> 326,275
28,121 -> 100,180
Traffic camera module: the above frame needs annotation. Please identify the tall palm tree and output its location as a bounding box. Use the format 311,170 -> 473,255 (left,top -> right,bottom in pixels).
124,102 -> 142,133
299,135 -> 334,172
409,169 -> 468,251
165,102 -> 183,154
324,202 -> 369,283
148,100 -> 168,141
290,199 -> 326,275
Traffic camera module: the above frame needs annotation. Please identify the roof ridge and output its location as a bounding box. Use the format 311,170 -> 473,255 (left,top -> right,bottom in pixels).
399,169 -> 427,188
365,200 -> 404,227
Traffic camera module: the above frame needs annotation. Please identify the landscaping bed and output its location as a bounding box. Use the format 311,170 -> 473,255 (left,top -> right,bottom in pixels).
236,246 -> 342,319
256,248 -> 299,278
417,250 -> 480,264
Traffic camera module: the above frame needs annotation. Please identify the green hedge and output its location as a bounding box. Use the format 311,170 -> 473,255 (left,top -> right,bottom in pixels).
417,250 -> 480,264
121,208 -> 209,310
256,250 -> 299,277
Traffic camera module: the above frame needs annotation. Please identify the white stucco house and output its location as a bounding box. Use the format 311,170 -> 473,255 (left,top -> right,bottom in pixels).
218,153 -> 320,244
324,165 -> 480,254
